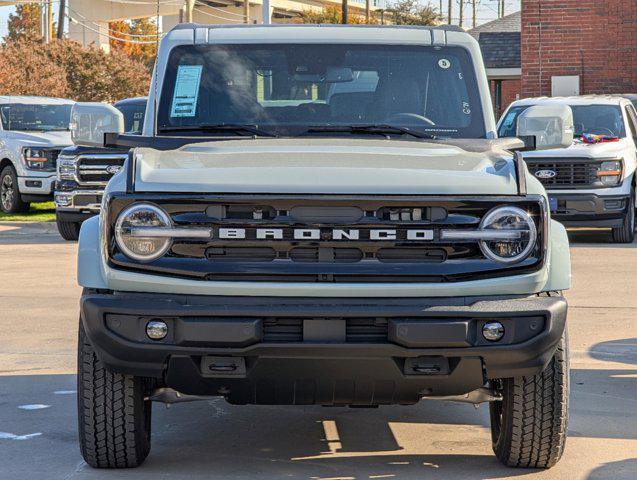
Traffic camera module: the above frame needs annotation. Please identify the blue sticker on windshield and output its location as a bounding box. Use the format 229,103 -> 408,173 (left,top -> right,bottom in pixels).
170,65 -> 203,118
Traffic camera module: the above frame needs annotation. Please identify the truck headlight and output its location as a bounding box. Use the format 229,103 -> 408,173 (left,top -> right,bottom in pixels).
21,147 -> 50,170
479,206 -> 537,264
114,203 -> 172,262
597,160 -> 622,186
57,155 -> 78,181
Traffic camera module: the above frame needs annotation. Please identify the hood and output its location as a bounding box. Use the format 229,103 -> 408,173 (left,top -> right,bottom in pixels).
133,138 -> 518,195
521,138 -> 628,160
3,130 -> 72,148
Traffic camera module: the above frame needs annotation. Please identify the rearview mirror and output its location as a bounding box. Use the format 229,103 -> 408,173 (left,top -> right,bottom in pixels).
70,102 -> 124,147
517,105 -> 574,150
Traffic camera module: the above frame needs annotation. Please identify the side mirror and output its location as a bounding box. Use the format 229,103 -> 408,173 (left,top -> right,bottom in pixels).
517,105 -> 574,150
70,102 -> 124,147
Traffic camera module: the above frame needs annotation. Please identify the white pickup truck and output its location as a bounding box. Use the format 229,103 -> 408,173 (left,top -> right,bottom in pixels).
498,96 -> 637,242
0,96 -> 75,214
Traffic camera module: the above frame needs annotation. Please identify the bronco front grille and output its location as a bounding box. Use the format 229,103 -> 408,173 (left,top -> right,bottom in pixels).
106,195 -> 547,283
525,158 -> 600,188
77,154 -> 128,185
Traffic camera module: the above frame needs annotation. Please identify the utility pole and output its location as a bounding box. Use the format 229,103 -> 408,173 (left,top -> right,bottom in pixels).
458,0 -> 463,27
185,0 -> 194,23
244,0 -> 250,24
472,0 -> 476,28
47,0 -> 53,42
447,0 -> 452,24
57,0 -> 65,39
365,0 -> 370,23
501,0 -> 505,17
342,0 -> 348,24
262,0 -> 270,24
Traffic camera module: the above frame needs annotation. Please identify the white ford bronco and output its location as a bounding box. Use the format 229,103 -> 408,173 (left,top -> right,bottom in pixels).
0,96 -> 74,213
499,96 -> 637,242
74,24 -> 573,469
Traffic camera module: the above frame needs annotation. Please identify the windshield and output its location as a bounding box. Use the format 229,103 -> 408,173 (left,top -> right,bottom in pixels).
115,101 -> 146,135
499,104 -> 626,138
0,103 -> 72,132
157,44 -> 486,138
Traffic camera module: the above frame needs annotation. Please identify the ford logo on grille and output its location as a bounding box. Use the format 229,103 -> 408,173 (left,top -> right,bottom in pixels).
106,165 -> 123,175
534,169 -> 556,179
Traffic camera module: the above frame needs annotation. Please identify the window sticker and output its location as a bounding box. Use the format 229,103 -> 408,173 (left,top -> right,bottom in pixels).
438,58 -> 451,69
170,65 -> 203,118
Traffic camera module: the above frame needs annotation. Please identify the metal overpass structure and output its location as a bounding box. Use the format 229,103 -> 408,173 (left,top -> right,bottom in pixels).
1,0 -> 382,51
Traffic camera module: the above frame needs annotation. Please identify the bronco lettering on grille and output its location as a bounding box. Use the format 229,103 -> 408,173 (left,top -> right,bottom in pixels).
215,228 -> 434,241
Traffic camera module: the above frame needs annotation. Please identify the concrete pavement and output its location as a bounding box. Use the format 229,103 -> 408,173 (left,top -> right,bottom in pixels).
0,223 -> 635,479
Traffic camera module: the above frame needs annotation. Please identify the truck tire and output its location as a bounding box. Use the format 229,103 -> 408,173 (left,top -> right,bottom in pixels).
0,165 -> 30,214
489,328 -> 569,469
56,215 -> 81,241
78,319 -> 152,468
611,190 -> 635,243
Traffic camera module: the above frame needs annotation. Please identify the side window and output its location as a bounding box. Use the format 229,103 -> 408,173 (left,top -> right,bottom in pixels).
497,106 -> 528,138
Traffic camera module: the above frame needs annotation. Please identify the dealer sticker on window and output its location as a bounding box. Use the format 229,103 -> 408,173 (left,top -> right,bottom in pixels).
170,65 -> 203,118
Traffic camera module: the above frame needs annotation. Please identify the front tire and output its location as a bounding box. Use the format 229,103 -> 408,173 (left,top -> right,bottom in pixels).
611,189 -> 635,243
0,165 -> 30,214
489,328 -> 569,469
78,319 -> 152,468
56,215 -> 81,241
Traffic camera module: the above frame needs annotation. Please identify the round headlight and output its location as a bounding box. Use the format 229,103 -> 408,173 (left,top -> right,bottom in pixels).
479,206 -> 537,264
114,203 -> 172,262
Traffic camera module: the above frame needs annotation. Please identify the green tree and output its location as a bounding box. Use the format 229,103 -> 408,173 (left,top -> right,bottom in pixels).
387,0 -> 442,25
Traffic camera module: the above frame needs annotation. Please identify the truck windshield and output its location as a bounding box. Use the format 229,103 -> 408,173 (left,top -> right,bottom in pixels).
499,104 -> 627,138
157,44 -> 486,138
0,103 -> 72,132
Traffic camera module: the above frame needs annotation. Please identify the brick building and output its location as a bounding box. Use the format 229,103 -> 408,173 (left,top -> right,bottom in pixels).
469,12 -> 521,118
521,0 -> 637,97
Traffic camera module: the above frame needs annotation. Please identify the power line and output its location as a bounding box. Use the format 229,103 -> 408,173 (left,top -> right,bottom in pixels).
194,0 -> 246,19
67,15 -> 160,44
193,7 -> 245,23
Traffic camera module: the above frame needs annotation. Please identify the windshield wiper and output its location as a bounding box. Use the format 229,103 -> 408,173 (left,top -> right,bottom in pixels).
158,123 -> 277,137
305,124 -> 436,140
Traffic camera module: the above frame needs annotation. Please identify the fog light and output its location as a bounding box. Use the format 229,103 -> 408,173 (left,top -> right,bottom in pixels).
55,194 -> 71,207
146,320 -> 168,340
482,321 -> 505,342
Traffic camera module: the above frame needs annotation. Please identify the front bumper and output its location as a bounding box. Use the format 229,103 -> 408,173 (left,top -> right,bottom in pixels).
55,189 -> 102,219
17,174 -> 55,200
81,292 -> 567,405
549,192 -> 631,227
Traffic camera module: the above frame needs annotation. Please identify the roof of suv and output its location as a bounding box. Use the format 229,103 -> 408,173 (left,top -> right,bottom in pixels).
164,23 -> 473,46
510,95 -> 629,107
0,96 -> 75,105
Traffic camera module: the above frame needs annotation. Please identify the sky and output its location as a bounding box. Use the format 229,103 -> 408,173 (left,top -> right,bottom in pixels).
0,0 -> 521,39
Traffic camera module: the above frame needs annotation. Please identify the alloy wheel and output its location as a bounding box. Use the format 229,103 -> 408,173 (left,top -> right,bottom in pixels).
1,173 -> 15,212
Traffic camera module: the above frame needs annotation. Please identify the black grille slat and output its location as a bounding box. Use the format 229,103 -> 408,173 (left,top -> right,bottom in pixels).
77,155 -> 127,185
262,318 -> 388,343
346,318 -> 389,343
526,159 -> 600,187
262,319 -> 303,342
